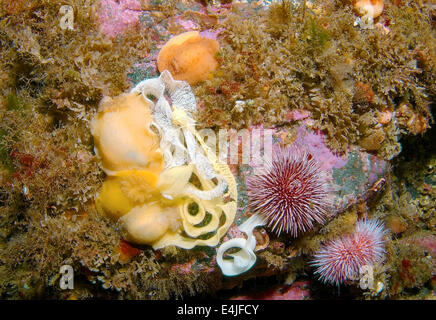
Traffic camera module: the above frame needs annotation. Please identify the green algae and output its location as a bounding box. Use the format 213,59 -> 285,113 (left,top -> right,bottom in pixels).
303,16 -> 331,52
0,132 -> 14,173
195,0 -> 435,157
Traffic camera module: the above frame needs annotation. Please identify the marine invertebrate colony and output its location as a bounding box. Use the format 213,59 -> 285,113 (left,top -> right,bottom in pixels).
353,0 -> 384,19
311,219 -> 387,286
353,0 -> 384,28
246,147 -> 332,237
92,71 -> 238,249
157,31 -> 220,85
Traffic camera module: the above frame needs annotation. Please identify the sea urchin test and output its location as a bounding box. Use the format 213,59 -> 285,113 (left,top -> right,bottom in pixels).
91,70 -> 237,250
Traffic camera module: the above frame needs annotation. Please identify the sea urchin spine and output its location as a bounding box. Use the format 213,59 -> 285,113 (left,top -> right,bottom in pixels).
246,147 -> 332,237
311,219 -> 387,286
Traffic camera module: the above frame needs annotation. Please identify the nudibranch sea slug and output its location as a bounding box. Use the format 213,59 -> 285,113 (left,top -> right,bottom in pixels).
91,71 -> 237,250
157,31 -> 219,86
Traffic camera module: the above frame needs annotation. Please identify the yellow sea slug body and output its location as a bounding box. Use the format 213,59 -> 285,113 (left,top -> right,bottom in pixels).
92,71 -> 237,250
119,202 -> 182,245
95,176 -> 136,220
91,93 -> 164,175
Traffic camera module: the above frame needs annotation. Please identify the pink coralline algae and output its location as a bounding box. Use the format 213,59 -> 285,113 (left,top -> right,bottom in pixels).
415,235 -> 436,257
223,224 -> 246,241
414,235 -> 436,276
234,123 -> 389,227
311,219 -> 387,286
176,19 -> 200,31
292,125 -> 347,171
285,109 -> 311,121
231,281 -> 311,300
199,29 -> 221,40
97,0 -> 142,38
170,259 -> 196,275
243,124 -> 347,172
247,147 -> 332,237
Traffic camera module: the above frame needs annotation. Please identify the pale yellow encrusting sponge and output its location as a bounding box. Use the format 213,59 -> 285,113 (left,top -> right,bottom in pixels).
92,71 -> 237,250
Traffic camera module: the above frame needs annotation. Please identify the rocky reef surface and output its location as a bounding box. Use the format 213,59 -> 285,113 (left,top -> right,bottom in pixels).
0,0 -> 434,300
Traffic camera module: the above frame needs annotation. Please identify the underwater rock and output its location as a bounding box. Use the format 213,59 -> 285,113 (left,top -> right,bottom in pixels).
235,124 -> 389,218
215,123 -> 389,277
97,0 -> 142,38
231,281 -> 311,300
1,0 -> 434,301
94,0 -> 390,287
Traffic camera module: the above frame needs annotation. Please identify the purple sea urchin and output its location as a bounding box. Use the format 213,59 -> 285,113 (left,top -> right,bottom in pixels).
311,219 -> 387,286
246,147 -> 332,237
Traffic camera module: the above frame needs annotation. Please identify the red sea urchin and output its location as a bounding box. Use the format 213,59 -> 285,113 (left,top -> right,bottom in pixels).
246,147 -> 332,237
311,219 -> 387,286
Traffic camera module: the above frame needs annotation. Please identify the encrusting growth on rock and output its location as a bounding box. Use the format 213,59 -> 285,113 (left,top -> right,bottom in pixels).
157,31 -> 220,86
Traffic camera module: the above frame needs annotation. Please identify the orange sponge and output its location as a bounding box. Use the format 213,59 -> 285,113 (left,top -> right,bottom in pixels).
353,0 -> 384,19
157,31 -> 219,85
